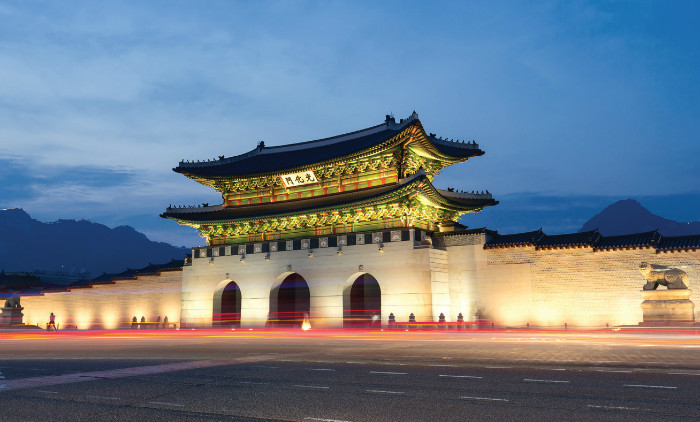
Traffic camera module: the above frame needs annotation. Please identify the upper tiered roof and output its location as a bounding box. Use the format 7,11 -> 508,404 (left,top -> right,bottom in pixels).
174,112 -> 483,180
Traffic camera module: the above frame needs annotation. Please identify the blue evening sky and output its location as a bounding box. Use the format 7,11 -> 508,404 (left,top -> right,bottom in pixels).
0,1 -> 698,246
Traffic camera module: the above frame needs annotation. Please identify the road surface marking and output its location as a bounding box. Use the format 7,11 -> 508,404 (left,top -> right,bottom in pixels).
623,384 -> 677,389
541,368 -> 566,371
309,368 -> 335,371
370,371 -> 407,375
1,353 -> 303,392
485,366 -> 511,369
597,370 -> 631,373
668,372 -> 700,376
87,395 -> 120,400
366,389 -> 405,394
345,362 -> 364,364
36,390 -> 59,394
524,379 -> 570,383
294,385 -> 330,389
238,381 -> 269,385
149,401 -> 184,407
587,405 -> 637,411
304,418 -> 353,422
439,375 -> 482,379
460,396 -> 509,402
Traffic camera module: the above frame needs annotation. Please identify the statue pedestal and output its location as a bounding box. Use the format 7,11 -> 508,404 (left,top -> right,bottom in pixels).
640,290 -> 695,326
0,306 -> 24,328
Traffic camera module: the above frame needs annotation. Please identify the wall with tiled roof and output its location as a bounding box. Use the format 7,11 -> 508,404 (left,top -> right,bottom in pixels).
20,260 -> 183,330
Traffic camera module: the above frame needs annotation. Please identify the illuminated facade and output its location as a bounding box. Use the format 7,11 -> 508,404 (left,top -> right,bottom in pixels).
14,113 -> 699,329
163,112 -> 497,327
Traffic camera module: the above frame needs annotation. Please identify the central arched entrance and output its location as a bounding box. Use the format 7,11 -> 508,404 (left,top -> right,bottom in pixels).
213,281 -> 241,327
270,273 -> 310,327
344,274 -> 381,327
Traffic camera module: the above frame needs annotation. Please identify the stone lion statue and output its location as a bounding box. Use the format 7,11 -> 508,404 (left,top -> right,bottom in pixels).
639,262 -> 689,290
3,297 -> 20,308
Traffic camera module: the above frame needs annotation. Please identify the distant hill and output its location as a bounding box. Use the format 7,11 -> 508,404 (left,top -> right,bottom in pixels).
579,199 -> 700,236
0,208 -> 189,274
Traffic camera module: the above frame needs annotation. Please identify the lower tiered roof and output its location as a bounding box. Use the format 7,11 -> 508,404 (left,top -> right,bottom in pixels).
162,171 -> 497,226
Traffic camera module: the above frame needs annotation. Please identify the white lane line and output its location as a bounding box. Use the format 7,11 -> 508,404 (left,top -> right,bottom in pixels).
485,366 -> 511,369
366,389 -> 405,394
623,384 -> 677,389
439,374 -> 482,379
87,395 -> 120,400
309,368 -> 335,371
3,354 -> 297,392
460,396 -> 509,402
238,381 -> 269,385
293,385 -> 330,389
523,379 -> 570,383
597,370 -> 631,373
541,368 -> 566,371
149,401 -> 185,407
370,371 -> 408,375
587,404 -> 638,411
428,364 -> 458,367
304,418 -> 353,422
668,372 -> 700,376
36,390 -> 59,394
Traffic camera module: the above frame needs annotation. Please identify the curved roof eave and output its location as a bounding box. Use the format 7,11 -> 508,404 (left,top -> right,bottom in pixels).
161,173 -> 494,225
173,114 -> 484,180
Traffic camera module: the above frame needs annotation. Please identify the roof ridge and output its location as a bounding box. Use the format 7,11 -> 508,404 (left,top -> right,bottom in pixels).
177,112 -> 421,170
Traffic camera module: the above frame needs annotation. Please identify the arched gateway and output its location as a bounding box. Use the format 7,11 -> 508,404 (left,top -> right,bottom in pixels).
344,274 -> 381,327
164,113 -> 497,329
269,273 -> 310,327
213,280 -> 241,327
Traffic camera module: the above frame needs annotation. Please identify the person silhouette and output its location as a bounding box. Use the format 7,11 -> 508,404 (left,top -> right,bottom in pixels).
48,312 -> 56,331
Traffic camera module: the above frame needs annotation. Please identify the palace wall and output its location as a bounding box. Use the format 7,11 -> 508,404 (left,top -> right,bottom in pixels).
441,232 -> 700,328
21,271 -> 182,330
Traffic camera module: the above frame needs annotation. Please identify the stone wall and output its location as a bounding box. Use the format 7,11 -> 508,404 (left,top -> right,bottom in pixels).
21,270 -> 182,330
444,237 -> 700,327
180,231 -> 447,328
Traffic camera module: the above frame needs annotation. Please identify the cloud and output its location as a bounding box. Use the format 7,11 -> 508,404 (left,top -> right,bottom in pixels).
0,1 -> 698,245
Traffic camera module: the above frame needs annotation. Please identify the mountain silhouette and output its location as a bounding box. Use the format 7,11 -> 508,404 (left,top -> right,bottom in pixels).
0,208 -> 189,274
579,199 -> 700,236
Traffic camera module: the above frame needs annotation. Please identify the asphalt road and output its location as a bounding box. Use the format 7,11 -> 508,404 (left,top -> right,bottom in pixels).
0,329 -> 699,421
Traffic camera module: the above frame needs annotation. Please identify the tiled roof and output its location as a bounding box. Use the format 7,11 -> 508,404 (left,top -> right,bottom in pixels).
157,258 -> 186,271
483,228 -> 699,253
174,113 -> 483,178
162,173 -> 496,224
536,230 -> 601,249
112,268 -> 138,280
436,227 -> 498,237
134,263 -> 162,277
595,230 -> 660,250
484,229 -> 544,248
658,234 -> 700,251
